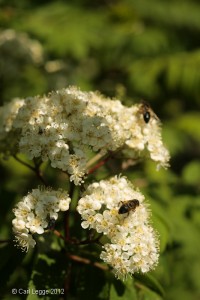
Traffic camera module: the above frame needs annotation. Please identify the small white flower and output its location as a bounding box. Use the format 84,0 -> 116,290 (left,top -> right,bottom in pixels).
59,199 -> 71,211
12,218 -> 26,231
13,228 -> 36,252
26,214 -> 45,234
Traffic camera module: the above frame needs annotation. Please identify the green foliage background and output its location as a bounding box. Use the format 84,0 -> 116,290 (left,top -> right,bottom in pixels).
0,0 -> 199,299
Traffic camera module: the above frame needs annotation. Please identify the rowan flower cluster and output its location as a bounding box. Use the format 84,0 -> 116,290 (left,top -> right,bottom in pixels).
0,86 -> 170,278
0,86 -> 170,184
12,188 -> 71,252
77,176 -> 159,279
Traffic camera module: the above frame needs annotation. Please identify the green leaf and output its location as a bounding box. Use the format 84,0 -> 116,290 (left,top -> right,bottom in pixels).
110,276 -> 137,300
128,58 -> 165,97
132,0 -> 200,30
151,210 -> 171,253
74,263 -> 109,300
161,125 -> 189,157
0,243 -> 25,295
182,160 -> 200,186
16,3 -> 107,59
175,113 -> 200,142
27,251 -> 68,300
134,273 -> 165,298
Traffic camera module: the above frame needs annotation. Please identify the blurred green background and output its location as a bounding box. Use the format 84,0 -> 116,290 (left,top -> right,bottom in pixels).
0,0 -> 200,299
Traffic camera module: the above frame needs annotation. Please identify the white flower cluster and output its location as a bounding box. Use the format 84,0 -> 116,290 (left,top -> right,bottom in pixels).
0,29 -> 43,66
0,86 -> 170,184
77,176 -> 159,279
12,188 -> 71,252
0,98 -> 25,156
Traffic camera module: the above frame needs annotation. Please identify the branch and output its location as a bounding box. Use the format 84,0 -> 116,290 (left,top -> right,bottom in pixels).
68,234 -> 103,246
0,239 -> 11,244
53,228 -> 103,246
68,254 -> 108,271
53,230 -> 65,241
13,155 -> 35,171
87,153 -> 111,174
13,155 -> 48,186
86,152 -> 106,170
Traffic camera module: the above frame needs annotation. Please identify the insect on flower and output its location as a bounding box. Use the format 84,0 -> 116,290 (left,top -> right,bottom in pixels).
47,218 -> 56,230
139,101 -> 159,124
118,199 -> 139,215
38,127 -> 46,135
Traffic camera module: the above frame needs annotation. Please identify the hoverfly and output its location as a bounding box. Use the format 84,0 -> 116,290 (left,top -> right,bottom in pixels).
118,199 -> 139,215
139,101 -> 159,124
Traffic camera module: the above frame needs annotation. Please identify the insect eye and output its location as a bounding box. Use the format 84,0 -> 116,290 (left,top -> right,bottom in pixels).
143,111 -> 151,123
135,200 -> 139,206
118,206 -> 127,214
